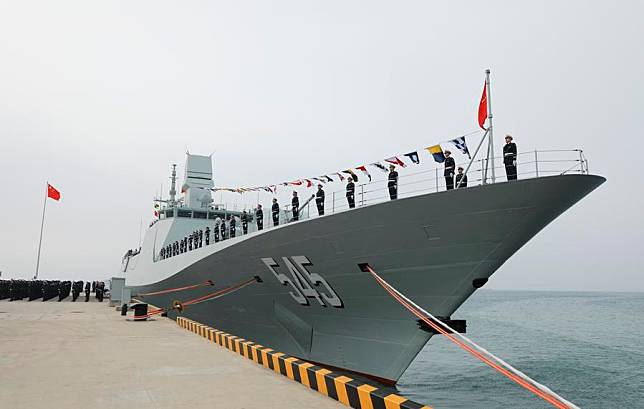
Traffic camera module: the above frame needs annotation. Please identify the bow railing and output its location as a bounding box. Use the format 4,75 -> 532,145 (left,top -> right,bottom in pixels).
244,149 -> 588,229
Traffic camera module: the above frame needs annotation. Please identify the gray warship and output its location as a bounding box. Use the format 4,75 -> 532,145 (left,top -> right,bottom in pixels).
122,150 -> 604,384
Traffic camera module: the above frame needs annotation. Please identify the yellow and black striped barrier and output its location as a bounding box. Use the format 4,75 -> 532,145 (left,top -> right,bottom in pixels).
176,316 -> 432,409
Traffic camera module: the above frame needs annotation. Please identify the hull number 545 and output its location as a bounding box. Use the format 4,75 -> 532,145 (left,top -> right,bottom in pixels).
261,256 -> 343,308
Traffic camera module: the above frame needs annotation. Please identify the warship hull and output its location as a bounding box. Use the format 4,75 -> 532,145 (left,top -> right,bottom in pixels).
124,174 -> 605,384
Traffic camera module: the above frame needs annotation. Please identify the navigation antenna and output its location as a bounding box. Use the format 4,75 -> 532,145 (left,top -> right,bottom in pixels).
169,164 -> 177,205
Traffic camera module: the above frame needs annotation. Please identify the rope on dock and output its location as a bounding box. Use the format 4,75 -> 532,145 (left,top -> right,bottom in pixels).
363,264 -> 579,409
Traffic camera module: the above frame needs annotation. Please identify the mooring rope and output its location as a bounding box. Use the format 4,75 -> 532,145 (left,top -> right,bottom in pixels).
136,280 -> 215,297
364,264 -> 579,409
135,276 -> 260,319
180,276 -> 259,307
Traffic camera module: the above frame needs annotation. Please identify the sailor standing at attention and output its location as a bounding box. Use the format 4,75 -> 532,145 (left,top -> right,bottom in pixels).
255,205 -> 264,230
241,210 -> 249,234
230,216 -> 236,238
272,198 -> 280,226
205,226 -> 210,245
503,135 -> 518,180
455,166 -> 468,188
444,150 -> 456,190
388,165 -> 398,200
346,177 -> 355,208
291,192 -> 300,221
220,217 -> 227,240
315,184 -> 325,215
214,218 -> 220,242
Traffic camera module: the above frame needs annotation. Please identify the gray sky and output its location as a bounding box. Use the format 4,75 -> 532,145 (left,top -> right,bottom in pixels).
1,0 -> 642,291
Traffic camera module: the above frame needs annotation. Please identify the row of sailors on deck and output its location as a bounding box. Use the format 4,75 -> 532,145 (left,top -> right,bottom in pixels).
159,214 -> 251,259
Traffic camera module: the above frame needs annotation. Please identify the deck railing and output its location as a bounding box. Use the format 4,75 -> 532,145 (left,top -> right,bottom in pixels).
244,149 -> 588,231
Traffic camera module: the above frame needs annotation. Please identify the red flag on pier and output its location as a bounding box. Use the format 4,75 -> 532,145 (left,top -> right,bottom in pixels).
478,82 -> 488,130
47,183 -> 61,201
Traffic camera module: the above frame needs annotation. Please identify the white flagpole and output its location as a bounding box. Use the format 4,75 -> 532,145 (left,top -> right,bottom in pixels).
34,182 -> 48,279
485,69 -> 496,183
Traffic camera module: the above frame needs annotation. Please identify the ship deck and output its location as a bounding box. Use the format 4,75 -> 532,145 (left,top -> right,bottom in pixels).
0,301 -> 344,409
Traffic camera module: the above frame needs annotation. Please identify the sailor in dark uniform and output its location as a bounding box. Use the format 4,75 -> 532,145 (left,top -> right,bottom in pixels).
84,281 -> 90,302
455,166 -> 468,188
346,178 -> 355,208
503,135 -> 518,180
291,192 -> 300,221
315,185 -> 325,216
241,211 -> 249,234
444,150 -> 456,190
230,216 -> 236,238
388,165 -> 398,200
96,282 -> 104,302
272,198 -> 280,226
205,226 -> 210,245
199,229 -> 203,247
188,235 -> 193,251
255,205 -> 264,231
214,219 -> 220,242
160,247 -> 165,260
220,217 -> 227,240
71,281 -> 79,302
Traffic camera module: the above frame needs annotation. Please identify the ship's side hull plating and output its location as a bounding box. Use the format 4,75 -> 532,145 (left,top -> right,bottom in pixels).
126,175 -> 605,383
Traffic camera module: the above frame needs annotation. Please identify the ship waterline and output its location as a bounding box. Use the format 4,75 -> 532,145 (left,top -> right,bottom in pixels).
124,172 -> 605,383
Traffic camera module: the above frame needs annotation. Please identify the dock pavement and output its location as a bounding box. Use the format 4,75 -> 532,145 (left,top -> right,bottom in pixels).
0,300 -> 343,409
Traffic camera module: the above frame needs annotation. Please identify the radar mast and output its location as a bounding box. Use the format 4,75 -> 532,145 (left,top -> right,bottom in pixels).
169,164 -> 177,205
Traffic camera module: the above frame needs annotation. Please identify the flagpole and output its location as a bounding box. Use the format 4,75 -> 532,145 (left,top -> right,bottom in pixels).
34,182 -> 48,279
485,69 -> 496,183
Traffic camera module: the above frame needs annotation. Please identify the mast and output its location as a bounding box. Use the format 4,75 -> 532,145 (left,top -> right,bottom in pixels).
169,164 -> 177,205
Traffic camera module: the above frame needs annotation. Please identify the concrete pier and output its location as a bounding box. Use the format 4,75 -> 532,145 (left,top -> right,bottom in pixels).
0,301 -> 343,409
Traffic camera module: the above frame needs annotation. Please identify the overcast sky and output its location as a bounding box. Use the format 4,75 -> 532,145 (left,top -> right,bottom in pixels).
0,0 -> 642,291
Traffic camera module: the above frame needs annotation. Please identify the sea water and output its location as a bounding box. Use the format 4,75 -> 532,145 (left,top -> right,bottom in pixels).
397,290 -> 644,408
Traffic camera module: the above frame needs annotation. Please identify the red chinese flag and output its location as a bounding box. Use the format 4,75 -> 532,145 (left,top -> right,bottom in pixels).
47,183 -> 61,201
478,82 -> 488,130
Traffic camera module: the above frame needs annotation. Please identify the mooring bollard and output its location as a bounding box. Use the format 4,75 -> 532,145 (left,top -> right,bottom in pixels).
130,303 -> 149,321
